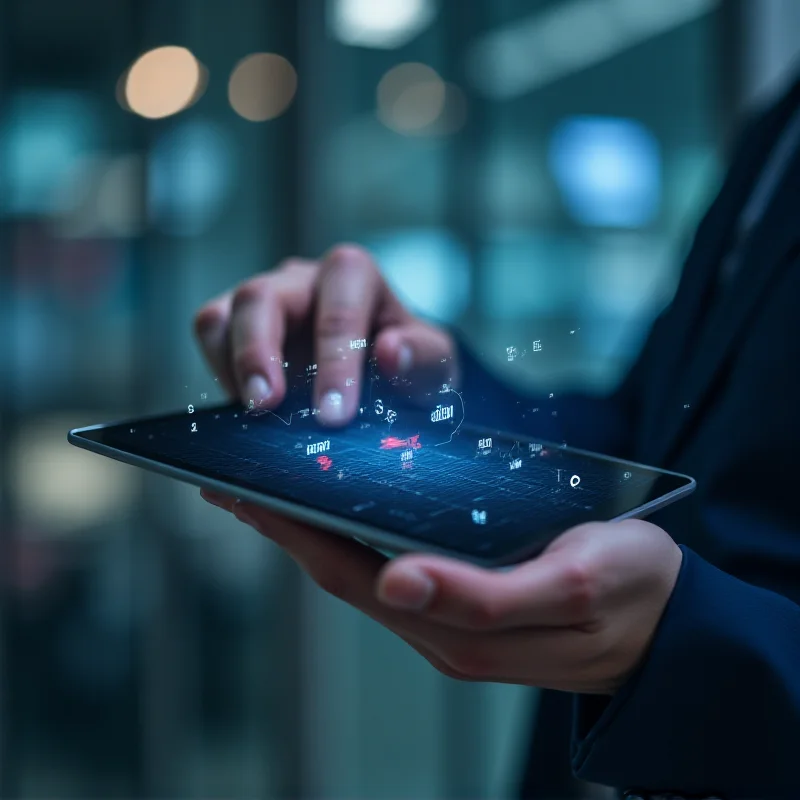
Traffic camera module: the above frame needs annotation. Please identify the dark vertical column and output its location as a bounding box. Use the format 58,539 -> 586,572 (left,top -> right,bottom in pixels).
116,3 -> 150,794
288,3 -> 342,795
270,0 -> 306,800
261,1 -> 306,798
0,0 -> 14,790
438,1 -> 493,797
296,0 -> 335,256
127,0 -> 196,796
272,0 -> 303,260
442,0 -> 493,346
716,0 -> 746,143
0,3 -> 23,794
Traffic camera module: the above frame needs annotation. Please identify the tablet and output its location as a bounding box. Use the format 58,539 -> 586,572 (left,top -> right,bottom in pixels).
68,398 -> 694,566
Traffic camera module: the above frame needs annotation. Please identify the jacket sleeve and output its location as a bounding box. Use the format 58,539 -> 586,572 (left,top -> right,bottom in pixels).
571,545 -> 800,799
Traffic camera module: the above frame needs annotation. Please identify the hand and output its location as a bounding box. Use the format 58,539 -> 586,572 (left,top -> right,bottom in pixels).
193,244 -> 459,424
200,496 -> 683,695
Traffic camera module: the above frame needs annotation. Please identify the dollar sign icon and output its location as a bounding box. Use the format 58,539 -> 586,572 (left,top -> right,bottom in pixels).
374,399 -> 384,415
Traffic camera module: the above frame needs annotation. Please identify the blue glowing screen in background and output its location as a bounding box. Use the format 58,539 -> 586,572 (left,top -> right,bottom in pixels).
364,228 -> 471,324
549,116 -> 661,228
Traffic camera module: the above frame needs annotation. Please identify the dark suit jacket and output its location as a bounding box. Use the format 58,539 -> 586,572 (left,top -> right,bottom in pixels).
458,73 -> 800,799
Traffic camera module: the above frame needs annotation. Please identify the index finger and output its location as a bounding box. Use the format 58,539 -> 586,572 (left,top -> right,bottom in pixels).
313,245 -> 388,425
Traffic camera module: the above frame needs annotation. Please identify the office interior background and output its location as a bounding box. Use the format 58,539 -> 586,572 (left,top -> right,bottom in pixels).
1,0 -> 799,797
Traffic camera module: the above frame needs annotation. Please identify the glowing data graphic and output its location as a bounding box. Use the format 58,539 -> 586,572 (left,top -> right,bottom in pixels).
94,341 -> 670,561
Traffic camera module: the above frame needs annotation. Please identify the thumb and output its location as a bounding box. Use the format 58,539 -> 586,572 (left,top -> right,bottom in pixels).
373,321 -> 460,402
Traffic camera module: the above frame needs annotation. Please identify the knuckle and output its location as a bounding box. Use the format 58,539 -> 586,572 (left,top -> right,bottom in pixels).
277,257 -> 313,273
231,279 -> 269,311
464,600 -> 506,631
317,306 -> 365,339
562,560 -> 597,615
193,304 -> 226,337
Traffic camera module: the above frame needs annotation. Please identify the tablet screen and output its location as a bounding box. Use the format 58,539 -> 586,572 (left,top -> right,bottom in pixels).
73,396 -> 692,562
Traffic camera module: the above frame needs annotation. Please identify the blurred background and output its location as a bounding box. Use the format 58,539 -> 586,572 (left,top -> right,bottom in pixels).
1,0 -> 799,797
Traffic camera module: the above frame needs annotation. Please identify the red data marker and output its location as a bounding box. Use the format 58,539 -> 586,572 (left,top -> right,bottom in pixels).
380,434 -> 422,451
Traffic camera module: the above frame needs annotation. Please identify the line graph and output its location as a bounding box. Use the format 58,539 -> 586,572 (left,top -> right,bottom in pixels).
246,402 -> 314,426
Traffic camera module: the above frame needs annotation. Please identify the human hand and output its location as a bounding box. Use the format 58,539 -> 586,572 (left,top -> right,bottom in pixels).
200,497 -> 683,695
193,244 -> 459,424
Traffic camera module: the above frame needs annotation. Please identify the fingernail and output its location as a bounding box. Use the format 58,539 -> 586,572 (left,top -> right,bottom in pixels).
244,374 -> 272,407
378,566 -> 436,611
398,344 -> 413,374
201,490 -> 229,509
321,389 -> 346,422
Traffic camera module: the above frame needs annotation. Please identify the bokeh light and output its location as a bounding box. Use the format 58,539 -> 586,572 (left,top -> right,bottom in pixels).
228,53 -> 298,122
377,62 -> 446,134
10,417 -> 139,535
329,0 -> 438,49
124,46 -> 202,120
549,116 -> 661,228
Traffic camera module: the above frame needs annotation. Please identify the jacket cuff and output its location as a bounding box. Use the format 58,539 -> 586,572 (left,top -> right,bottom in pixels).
571,546 -> 800,798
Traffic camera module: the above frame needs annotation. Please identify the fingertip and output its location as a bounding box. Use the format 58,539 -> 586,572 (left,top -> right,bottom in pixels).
242,374 -> 272,405
240,365 -> 287,410
200,488 -> 236,510
314,374 -> 361,426
317,388 -> 350,426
